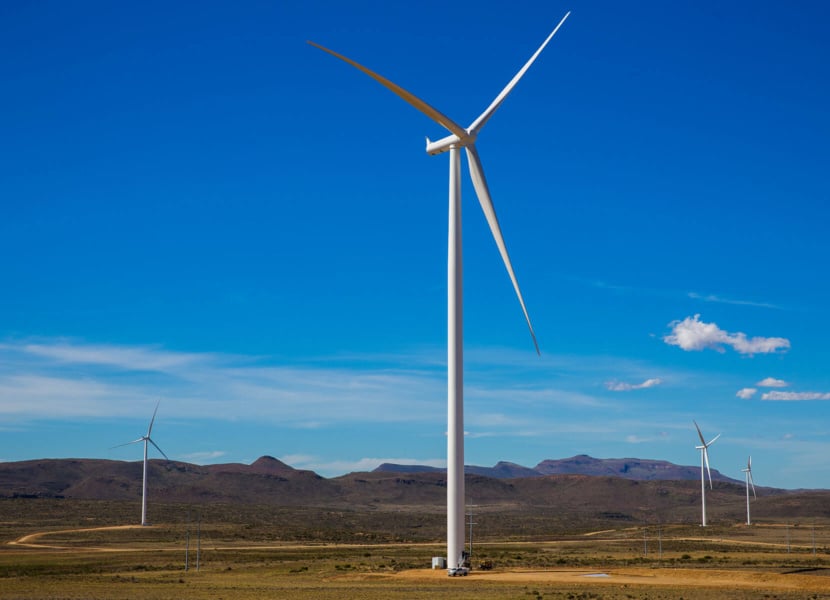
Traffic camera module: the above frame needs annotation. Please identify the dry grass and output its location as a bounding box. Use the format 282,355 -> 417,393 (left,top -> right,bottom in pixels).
1,498 -> 828,599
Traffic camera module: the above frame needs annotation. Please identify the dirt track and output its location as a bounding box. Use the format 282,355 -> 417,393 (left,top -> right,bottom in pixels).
7,525 -> 145,550
6,525 -> 437,553
395,566 -> 830,593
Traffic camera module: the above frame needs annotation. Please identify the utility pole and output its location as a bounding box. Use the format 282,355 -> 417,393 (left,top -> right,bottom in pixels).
643,528 -> 648,557
466,504 -> 477,565
196,512 -> 202,571
812,524 -> 816,556
658,526 -> 663,560
185,510 -> 190,572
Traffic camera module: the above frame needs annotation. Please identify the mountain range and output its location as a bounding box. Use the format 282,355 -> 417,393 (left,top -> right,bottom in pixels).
2,454 -> 829,527
0,454 -> 748,503
375,454 -> 744,484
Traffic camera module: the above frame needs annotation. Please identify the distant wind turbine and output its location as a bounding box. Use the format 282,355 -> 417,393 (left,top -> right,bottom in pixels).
309,11 -> 570,570
694,420 -> 720,527
112,402 -> 169,526
742,455 -> 757,525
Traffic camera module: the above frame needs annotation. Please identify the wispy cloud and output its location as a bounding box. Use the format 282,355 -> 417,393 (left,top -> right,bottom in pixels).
761,391 -> 830,401
583,280 -> 780,311
0,374 -> 148,417
178,450 -> 227,463
663,314 -> 790,355
465,412 -> 535,429
284,455 -> 445,477
2,341 -> 209,372
757,377 -> 788,388
605,378 -> 662,392
0,339 -> 446,425
469,384 -> 607,408
590,280 -> 634,293
688,292 -> 780,310
736,388 -> 757,399
0,338 -> 591,432
625,431 -> 668,444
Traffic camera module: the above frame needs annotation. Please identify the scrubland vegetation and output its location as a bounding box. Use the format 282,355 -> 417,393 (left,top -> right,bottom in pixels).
1,498 -> 828,599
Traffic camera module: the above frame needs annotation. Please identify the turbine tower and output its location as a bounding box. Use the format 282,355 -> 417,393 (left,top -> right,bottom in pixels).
309,12 -> 569,570
113,402 -> 169,526
742,455 -> 756,525
694,420 -> 720,527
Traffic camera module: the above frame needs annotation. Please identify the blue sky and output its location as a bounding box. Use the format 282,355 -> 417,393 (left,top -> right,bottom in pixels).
1,1 -> 829,490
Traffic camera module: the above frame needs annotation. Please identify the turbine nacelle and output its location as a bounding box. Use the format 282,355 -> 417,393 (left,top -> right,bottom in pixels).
426,132 -> 476,155
693,420 -> 719,490
743,455 -> 756,499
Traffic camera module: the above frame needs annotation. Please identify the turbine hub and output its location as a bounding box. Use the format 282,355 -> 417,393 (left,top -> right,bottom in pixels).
426,132 -> 475,155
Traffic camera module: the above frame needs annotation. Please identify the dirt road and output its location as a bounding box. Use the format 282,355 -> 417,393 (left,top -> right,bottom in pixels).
7,525 -> 146,550
395,566 -> 830,594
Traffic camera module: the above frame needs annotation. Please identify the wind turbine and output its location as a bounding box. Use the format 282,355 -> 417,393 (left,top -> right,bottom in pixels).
309,12 -> 570,570
113,402 -> 169,526
742,455 -> 757,525
694,420 -> 720,527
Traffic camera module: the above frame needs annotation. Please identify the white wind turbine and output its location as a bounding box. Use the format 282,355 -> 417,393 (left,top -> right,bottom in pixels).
309,12 -> 570,570
742,455 -> 756,525
694,420 -> 720,527
113,402 -> 169,526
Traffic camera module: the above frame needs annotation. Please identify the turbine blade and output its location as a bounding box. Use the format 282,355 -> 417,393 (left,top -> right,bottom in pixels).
748,455 -> 752,470
693,420 -> 706,445
703,448 -> 713,489
147,438 -> 170,462
110,438 -> 144,449
465,144 -> 539,354
468,12 -> 570,135
707,433 -> 721,447
749,472 -> 757,498
147,400 -> 160,437
307,41 -> 468,140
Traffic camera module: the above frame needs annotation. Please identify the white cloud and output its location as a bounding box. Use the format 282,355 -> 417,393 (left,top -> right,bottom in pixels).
663,314 -> 790,355
605,378 -> 662,392
736,388 -> 757,399
761,391 -> 830,401
757,377 -> 788,388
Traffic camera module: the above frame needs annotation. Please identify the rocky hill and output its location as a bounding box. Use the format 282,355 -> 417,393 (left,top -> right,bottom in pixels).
375,454 -> 742,484
0,456 -> 333,505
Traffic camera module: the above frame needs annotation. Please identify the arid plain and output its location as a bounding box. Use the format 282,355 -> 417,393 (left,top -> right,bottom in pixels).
1,494 -> 828,600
